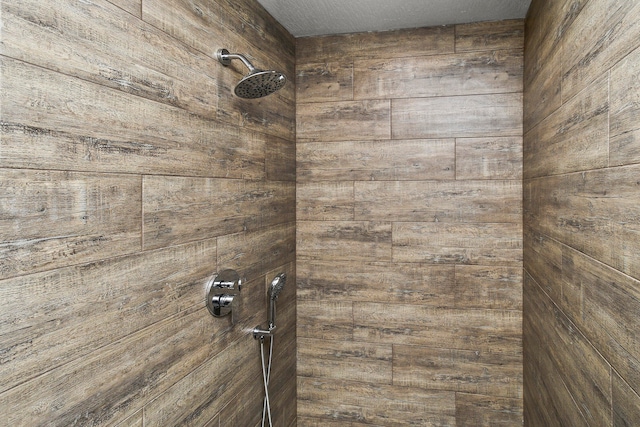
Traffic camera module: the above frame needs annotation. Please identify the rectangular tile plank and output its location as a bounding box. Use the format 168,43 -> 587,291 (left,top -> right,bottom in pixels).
394,345 -> 522,398
456,137 -> 522,180
0,169 -> 141,279
455,265 -> 522,310
297,100 -> 390,142
455,20 -> 524,52
355,180 -> 521,223
297,139 -> 455,182
610,45 -> 640,166
455,393 -> 523,426
296,61 -> 354,103
392,93 -> 522,139
354,49 -> 522,100
393,222 -> 522,265
296,300 -> 353,341
297,182 -> 354,221
297,221 -> 392,262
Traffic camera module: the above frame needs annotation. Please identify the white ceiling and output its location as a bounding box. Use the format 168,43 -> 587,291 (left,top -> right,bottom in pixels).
257,0 -> 531,37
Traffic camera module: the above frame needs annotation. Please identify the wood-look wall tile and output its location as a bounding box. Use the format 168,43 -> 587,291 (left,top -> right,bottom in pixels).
455,19 -> 524,52
0,306 -> 231,426
296,300 -> 353,341
0,0 -> 217,117
561,0 -> 640,101
523,46 -> 563,133
0,169 -> 141,280
266,135 -> 296,182
354,49 -> 522,100
295,26 -> 454,63
454,265 -> 522,310
296,61 -> 353,103
353,303 -> 522,352
114,410 -> 143,427
392,222 -> 522,265
355,180 -> 521,223
297,377 -> 456,426
456,137 -> 522,180
392,93 -> 522,139
297,182 -> 354,221
271,370 -> 297,427
297,260 -> 456,307
297,100 -> 390,142
298,417 -> 352,427
142,0 -> 295,88
610,45 -> 640,166
526,165 -> 640,279
522,227 -> 563,304
523,75 -> 608,178
108,0 -> 141,17
144,338 -> 261,427
296,139 -> 455,182
455,393 -> 523,426
298,338 -> 392,384
143,177 -> 294,250
0,57 -> 266,179
217,223 -> 295,283
524,274 -> 612,426
297,221 -> 392,261
204,415 -> 220,427
394,345 -> 522,398
561,245 -> 640,396
613,371 -> 640,427
523,274 -> 588,427
218,373 -> 263,427
0,239 -> 216,394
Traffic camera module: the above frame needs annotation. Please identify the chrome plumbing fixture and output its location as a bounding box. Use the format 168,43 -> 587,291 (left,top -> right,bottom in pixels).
215,49 -> 287,99
205,269 -> 242,323
253,273 -> 287,427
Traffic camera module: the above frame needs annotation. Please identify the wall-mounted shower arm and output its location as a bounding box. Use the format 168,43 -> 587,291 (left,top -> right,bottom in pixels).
216,49 -> 258,73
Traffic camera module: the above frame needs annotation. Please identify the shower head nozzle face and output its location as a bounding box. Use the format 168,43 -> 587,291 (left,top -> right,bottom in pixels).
235,70 -> 287,99
269,273 -> 286,301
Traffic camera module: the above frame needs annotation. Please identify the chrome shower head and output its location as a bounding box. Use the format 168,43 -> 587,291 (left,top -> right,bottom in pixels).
269,273 -> 286,301
216,49 -> 287,99
268,273 -> 286,329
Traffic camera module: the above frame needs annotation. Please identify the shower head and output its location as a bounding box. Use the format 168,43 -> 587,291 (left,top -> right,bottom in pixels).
216,49 -> 287,99
269,273 -> 286,301
268,273 -> 286,329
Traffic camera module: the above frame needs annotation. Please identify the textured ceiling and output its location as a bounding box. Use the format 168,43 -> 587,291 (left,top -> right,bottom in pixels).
257,0 -> 531,37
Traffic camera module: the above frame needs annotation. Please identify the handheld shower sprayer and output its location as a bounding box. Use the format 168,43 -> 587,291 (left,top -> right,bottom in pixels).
253,273 -> 286,339
268,273 -> 286,330
216,48 -> 287,99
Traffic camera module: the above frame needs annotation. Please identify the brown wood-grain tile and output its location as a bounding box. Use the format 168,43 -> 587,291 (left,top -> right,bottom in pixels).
523,75 -> 609,178
297,100 -> 391,142
610,45 -> 640,166
353,303 -> 522,352
454,265 -> 522,310
354,49 -> 523,100
392,93 -> 522,139
393,222 -> 522,265
297,377 -> 456,426
296,139 -> 455,182
394,345 -> 522,398
296,300 -> 353,341
355,180 -> 521,223
297,221 -> 392,262
297,182 -> 355,221
298,338 -> 392,384
613,371 -> 640,427
455,19 -> 524,52
297,260 -> 456,307
0,168 -> 141,280
455,137 -> 523,180
295,26 -> 454,63
296,61 -> 354,103
0,239 -> 216,394
455,393 -> 523,426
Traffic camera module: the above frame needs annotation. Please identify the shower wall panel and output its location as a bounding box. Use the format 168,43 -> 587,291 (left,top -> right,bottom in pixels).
296,20 -> 524,426
0,0 -> 296,425
524,0 -> 640,425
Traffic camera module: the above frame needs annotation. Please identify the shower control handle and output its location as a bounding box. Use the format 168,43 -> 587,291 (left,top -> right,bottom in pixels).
206,269 -> 243,323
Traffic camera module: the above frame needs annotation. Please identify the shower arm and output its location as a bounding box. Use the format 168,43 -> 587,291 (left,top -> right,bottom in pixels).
216,49 -> 259,73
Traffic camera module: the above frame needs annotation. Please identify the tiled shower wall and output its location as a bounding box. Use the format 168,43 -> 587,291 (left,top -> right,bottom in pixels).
296,21 -> 524,425
523,0 -> 640,425
0,0 -> 296,425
